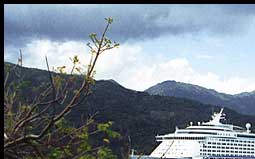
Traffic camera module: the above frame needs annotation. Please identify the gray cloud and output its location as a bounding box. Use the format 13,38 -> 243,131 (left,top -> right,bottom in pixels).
4,4 -> 255,47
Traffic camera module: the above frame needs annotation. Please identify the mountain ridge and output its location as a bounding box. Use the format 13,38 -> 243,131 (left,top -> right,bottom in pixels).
145,80 -> 255,115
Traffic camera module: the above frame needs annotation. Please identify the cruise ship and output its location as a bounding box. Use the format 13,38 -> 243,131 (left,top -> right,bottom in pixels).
149,108 -> 255,159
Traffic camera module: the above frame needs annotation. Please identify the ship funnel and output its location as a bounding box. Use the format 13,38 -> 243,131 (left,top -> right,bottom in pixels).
246,123 -> 251,133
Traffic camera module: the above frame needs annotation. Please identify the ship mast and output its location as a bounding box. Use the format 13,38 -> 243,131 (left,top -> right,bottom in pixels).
204,108 -> 225,125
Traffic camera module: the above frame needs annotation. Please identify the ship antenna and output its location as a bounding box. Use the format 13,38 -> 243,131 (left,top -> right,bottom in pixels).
219,108 -> 224,114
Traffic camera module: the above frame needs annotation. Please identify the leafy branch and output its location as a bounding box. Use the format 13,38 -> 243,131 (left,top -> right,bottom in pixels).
4,17 -> 120,159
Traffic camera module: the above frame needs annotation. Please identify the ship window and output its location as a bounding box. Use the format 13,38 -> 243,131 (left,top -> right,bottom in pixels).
237,134 -> 255,138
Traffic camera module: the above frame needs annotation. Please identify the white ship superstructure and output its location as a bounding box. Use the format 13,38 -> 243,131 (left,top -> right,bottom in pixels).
149,108 -> 255,159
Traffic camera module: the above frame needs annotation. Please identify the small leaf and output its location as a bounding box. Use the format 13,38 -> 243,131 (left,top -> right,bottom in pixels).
103,138 -> 110,143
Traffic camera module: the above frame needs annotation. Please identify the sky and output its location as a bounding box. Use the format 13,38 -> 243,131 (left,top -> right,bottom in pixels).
4,4 -> 255,94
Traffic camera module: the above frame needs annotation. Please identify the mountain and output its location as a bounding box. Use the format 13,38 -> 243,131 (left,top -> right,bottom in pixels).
4,62 -> 255,156
145,80 -> 255,115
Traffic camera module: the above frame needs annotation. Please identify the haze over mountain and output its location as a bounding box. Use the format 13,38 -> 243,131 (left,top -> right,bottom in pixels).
145,80 -> 255,115
4,62 -> 255,156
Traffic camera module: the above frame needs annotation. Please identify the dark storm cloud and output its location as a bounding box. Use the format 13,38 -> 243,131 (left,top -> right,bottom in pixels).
4,4 -> 255,47
220,4 -> 255,15
4,4 -> 169,45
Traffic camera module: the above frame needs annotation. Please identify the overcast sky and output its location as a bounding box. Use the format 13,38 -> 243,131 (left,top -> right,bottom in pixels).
4,4 -> 255,94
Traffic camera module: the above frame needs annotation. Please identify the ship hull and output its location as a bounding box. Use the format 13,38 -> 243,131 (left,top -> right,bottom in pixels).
146,156 -> 255,159
130,156 -> 193,159
132,157 -> 255,159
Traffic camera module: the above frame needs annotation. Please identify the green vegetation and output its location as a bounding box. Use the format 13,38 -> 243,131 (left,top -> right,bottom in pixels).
4,18 -> 121,159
